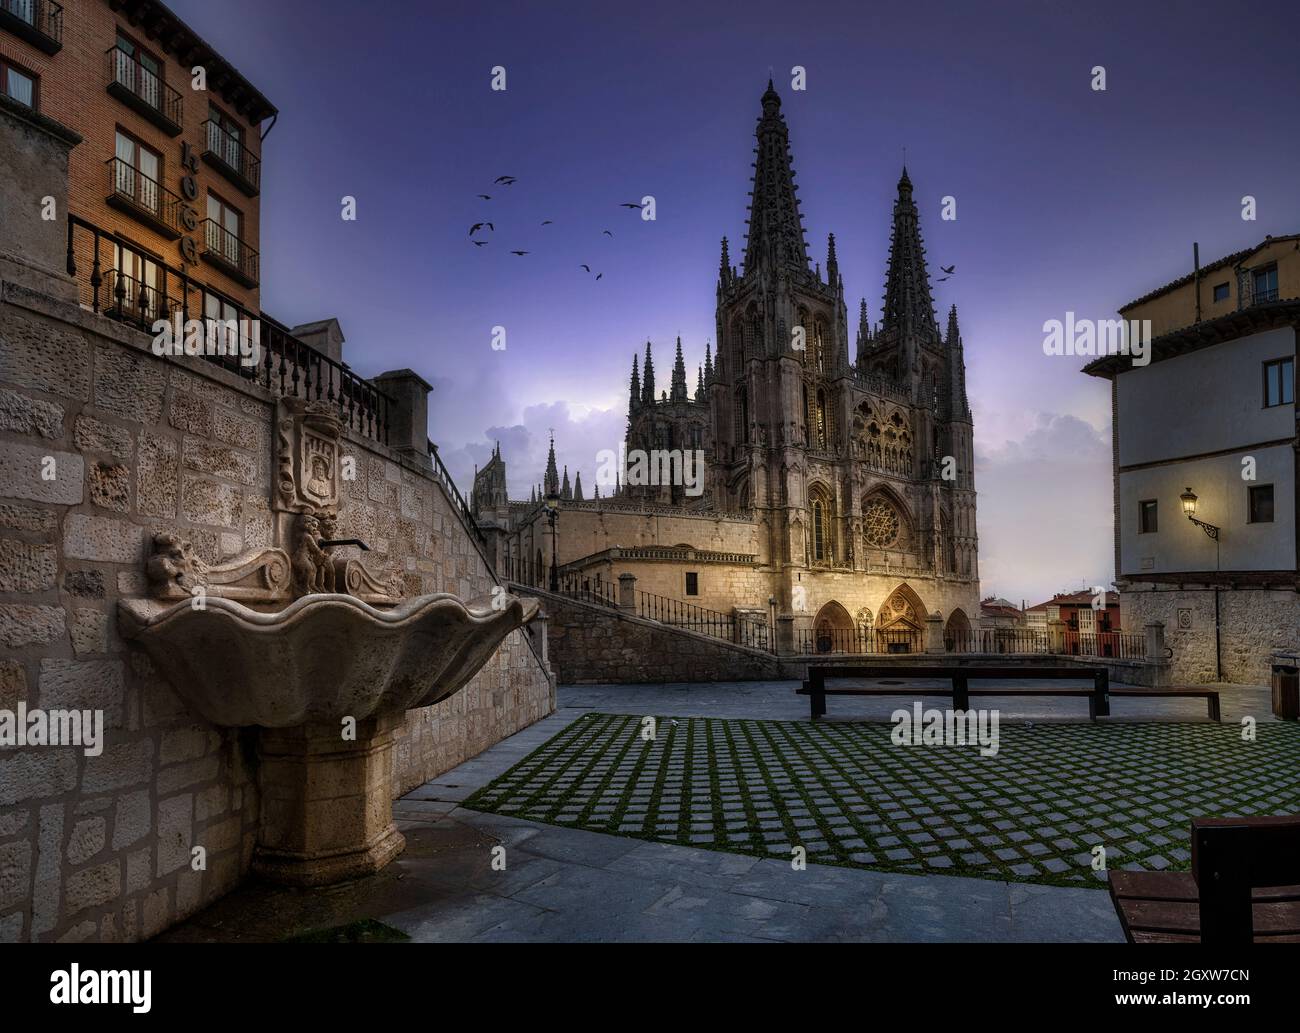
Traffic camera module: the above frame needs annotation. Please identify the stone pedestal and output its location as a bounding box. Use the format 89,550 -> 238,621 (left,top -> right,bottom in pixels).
252,712 -> 405,887
373,368 -> 433,466
617,572 -> 637,613
925,611 -> 945,654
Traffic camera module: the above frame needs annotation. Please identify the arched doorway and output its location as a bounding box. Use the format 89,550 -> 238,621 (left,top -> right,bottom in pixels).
812,600 -> 855,653
876,584 -> 925,653
944,608 -> 972,652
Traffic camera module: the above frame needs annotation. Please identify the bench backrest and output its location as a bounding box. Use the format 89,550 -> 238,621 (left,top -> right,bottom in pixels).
1192,816 -> 1300,943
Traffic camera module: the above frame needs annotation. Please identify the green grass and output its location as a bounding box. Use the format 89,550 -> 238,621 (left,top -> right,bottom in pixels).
463,712 -> 1300,888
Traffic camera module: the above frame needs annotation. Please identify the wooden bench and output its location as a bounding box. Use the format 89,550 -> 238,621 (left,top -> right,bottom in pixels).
1110,686 -> 1221,721
1108,816 -> 1300,943
796,664 -> 1110,720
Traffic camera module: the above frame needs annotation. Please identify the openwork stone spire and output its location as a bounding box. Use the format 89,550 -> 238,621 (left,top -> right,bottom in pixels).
946,303 -> 969,415
628,352 -> 641,414
543,433 -> 559,497
670,336 -> 688,402
882,167 -> 938,339
743,80 -> 809,275
855,298 -> 871,366
641,340 -> 655,406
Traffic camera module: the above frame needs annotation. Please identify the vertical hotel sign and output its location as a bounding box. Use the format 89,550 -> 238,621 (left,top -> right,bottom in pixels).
178,142 -> 200,265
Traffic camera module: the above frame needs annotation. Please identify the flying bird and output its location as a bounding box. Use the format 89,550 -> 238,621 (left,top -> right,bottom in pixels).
469,222 -> 494,235
472,240 -> 488,247
580,264 -> 591,272
936,276 -> 949,282
596,273 -> 603,280
602,230 -> 613,237
620,202 -> 644,209
494,175 -> 517,185
541,220 -> 553,225
510,250 -> 529,256
941,264 -> 956,274
477,194 -> 492,200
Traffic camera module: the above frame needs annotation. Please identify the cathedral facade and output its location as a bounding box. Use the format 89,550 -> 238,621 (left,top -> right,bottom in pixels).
474,81 -> 981,650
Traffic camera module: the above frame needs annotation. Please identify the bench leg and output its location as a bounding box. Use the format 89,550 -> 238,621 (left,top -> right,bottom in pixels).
810,671 -> 825,720
1208,695 -> 1220,722
953,674 -> 969,711
1094,671 -> 1110,718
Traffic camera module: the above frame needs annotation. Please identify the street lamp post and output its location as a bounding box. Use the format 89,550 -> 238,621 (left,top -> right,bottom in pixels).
1180,487 -> 1222,680
545,489 -> 560,592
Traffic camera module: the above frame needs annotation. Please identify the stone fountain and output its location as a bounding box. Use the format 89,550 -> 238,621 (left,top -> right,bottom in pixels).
118,399 -> 538,886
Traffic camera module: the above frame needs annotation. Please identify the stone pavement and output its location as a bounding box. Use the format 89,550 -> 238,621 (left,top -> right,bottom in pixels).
166,677 -> 1296,943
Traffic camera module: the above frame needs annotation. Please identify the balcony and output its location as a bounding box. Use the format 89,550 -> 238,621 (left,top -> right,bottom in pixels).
200,218 -> 259,288
104,157 -> 182,239
106,44 -> 182,136
0,0 -> 62,54
201,119 -> 260,197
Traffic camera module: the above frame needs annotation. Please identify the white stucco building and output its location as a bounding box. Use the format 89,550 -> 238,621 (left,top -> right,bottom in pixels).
1086,235 -> 1300,684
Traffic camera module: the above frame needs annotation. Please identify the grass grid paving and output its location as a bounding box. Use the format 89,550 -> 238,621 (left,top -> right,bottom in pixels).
463,713 -> 1300,888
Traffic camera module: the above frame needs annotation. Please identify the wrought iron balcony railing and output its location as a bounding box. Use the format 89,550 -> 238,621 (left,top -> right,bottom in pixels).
0,0 -> 62,54
66,214 -> 392,447
202,119 -> 261,196
201,218 -> 260,287
1239,283 -> 1281,310
104,157 -> 182,239
106,44 -> 182,135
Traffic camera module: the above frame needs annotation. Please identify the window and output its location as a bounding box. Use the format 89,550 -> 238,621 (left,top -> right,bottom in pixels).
1138,499 -> 1158,534
1264,357 -> 1294,407
208,103 -> 243,167
685,572 -> 699,596
1252,264 -> 1279,304
811,498 -> 826,561
1212,282 -> 1229,303
206,193 -> 242,261
0,58 -> 36,107
109,242 -> 161,320
114,130 -> 162,212
1249,484 -> 1274,524
114,31 -> 163,109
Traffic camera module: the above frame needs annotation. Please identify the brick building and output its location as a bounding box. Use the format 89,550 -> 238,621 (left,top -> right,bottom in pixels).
1,0 -> 272,333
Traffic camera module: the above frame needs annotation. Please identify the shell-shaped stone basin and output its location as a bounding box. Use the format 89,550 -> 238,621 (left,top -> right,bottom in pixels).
118,591 -> 540,728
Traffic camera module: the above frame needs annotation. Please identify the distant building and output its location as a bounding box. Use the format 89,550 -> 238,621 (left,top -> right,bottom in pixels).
1025,590 -> 1123,657
1085,234 -> 1300,684
979,596 -> 1024,627
473,81 -> 981,651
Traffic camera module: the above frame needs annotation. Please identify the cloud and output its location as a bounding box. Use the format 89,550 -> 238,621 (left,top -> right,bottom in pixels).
436,398 -> 626,500
974,411 -> 1114,605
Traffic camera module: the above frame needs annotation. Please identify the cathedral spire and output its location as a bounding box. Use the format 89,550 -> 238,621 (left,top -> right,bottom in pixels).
628,352 -> 641,414
704,340 -> 713,383
543,433 -> 559,497
882,166 -> 938,342
826,232 -> 839,285
641,340 -> 655,406
560,466 -> 571,500
946,303 -> 969,416
719,236 -> 732,288
695,364 -> 705,401
572,470 -> 584,502
856,298 -> 871,367
671,336 -> 688,402
743,80 -> 809,276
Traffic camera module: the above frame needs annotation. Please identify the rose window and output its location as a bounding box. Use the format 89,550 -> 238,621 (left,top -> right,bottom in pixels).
862,499 -> 900,548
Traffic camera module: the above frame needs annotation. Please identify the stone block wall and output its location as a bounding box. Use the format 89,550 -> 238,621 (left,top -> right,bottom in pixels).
0,274 -> 553,942
530,588 -> 781,684
1121,584 -> 1299,686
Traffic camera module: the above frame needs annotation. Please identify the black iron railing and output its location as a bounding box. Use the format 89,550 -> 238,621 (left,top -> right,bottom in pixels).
637,590 -> 770,650
1,0 -> 62,50
800,626 -> 920,655
944,628 -> 1050,655
105,157 -> 182,236
106,44 -> 182,130
1062,630 -> 1145,660
66,214 -> 392,445
428,441 -> 489,551
201,218 -> 259,286
202,119 -> 261,193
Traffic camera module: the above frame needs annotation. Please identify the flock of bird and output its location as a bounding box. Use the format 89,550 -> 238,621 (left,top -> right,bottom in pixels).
468,175 -> 647,279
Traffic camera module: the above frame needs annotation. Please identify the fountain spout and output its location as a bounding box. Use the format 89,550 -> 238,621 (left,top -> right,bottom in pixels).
319,537 -> 370,551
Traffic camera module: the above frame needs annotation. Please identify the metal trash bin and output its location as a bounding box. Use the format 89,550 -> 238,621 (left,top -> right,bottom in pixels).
1272,656 -> 1299,721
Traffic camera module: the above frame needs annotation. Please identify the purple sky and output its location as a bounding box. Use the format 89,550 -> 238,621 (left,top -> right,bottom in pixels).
172,0 -> 1300,604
